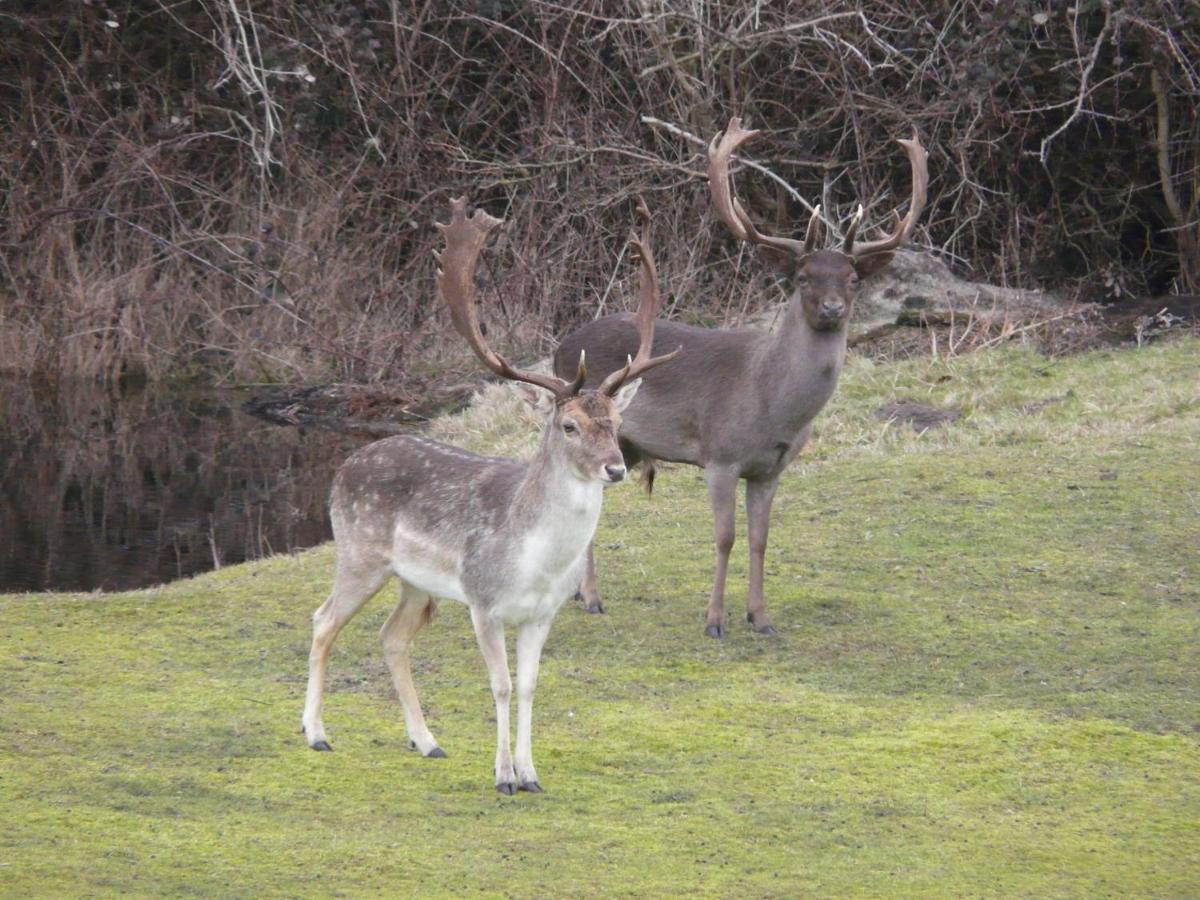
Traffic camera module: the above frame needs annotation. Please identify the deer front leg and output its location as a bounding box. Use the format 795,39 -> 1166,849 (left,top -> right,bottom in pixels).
514,618 -> 553,792
470,607 -> 516,794
704,465 -> 739,638
573,542 -> 605,614
745,477 -> 780,635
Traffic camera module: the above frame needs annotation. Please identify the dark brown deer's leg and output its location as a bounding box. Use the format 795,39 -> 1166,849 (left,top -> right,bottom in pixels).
704,466 -> 739,638
746,477 -> 780,635
574,542 -> 605,614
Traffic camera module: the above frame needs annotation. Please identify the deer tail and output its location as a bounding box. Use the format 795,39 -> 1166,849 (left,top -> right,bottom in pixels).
640,459 -> 657,495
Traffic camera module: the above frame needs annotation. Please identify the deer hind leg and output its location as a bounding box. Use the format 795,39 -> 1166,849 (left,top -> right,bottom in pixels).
703,465 -> 739,639
302,556 -> 390,751
513,618 -> 553,792
470,607 -> 516,794
574,542 -> 605,614
381,583 -> 444,758
745,477 -> 780,635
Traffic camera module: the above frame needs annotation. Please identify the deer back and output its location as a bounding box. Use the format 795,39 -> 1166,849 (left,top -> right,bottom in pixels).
555,311 -> 843,474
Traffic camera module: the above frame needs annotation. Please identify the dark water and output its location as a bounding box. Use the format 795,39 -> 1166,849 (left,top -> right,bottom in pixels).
0,378 -> 374,593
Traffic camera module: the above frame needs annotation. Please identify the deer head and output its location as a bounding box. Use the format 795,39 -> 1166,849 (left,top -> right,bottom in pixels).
708,118 -> 929,331
435,197 -> 678,483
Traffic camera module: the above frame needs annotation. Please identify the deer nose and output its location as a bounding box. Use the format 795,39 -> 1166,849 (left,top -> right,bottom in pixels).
604,464 -> 626,482
820,299 -> 846,319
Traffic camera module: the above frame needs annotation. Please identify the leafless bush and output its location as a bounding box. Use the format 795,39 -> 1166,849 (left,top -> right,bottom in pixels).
0,1 -> 1195,382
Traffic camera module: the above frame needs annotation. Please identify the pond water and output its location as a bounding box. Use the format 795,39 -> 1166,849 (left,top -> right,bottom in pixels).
0,378 -> 377,593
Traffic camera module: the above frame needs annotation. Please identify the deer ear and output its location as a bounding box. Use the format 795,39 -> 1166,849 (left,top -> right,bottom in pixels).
610,378 -> 641,413
757,245 -> 800,278
516,384 -> 556,416
854,251 -> 896,281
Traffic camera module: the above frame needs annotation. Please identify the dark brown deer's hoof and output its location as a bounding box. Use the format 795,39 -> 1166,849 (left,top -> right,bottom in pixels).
748,613 -> 778,635
311,740 -> 333,752
519,781 -> 543,793
496,782 -> 517,795
704,623 -> 724,639
426,747 -> 448,758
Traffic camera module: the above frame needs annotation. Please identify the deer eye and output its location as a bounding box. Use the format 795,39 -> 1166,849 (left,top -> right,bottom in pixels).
562,420 -> 579,435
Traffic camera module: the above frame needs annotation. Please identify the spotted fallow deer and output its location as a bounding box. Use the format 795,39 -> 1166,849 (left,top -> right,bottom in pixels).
301,198 -> 677,793
555,118 -> 929,638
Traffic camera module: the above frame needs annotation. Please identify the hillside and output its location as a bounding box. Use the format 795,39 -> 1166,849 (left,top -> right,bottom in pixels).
2,338 -> 1198,896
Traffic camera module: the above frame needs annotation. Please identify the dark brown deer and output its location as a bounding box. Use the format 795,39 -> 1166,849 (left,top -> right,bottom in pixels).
301,198 -> 677,793
555,118 -> 928,638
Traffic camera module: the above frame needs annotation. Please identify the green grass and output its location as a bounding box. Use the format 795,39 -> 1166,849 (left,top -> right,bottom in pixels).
3,338 -> 1198,897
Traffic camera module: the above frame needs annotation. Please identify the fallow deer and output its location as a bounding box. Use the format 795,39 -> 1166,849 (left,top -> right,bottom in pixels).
555,118 -> 929,638
301,198 -> 677,793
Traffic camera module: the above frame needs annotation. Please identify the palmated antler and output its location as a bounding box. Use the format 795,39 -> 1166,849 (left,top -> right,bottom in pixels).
596,197 -> 681,396
436,197 -> 585,400
709,117 -> 929,261
844,132 -> 929,259
708,117 -> 825,257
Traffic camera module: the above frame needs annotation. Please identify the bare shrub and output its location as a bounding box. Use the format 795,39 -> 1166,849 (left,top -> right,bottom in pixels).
0,1 -> 1195,382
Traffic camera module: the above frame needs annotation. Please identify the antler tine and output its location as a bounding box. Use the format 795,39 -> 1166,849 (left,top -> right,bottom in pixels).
804,204 -> 824,253
850,132 -> 929,258
598,197 -> 681,396
708,117 -> 809,258
436,197 -> 582,399
841,204 -> 864,253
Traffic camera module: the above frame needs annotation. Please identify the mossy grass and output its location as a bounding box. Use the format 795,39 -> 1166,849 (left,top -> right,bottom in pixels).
3,338 -> 1198,896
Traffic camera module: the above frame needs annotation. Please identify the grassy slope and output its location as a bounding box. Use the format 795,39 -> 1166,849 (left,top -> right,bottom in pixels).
2,339 -> 1197,897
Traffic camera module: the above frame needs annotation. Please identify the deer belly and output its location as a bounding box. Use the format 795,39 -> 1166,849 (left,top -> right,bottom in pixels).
389,523 -> 469,604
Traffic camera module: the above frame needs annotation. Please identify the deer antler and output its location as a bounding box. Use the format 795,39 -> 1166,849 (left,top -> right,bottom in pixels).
710,118 -> 929,261
597,197 -> 681,396
845,132 -> 929,258
707,117 -> 821,259
436,197 -> 585,400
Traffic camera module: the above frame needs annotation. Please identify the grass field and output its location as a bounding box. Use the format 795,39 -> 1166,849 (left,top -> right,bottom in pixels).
3,338 -> 1198,897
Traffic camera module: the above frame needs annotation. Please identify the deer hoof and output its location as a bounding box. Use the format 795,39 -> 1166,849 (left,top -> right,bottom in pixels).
519,781 -> 544,793
426,746 -> 448,759
747,612 -> 778,635
584,601 -> 606,615
496,781 -> 517,795
310,740 -> 333,752
704,623 -> 724,639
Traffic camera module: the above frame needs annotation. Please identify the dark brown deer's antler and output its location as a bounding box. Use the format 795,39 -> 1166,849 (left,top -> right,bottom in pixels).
436,197 -> 585,400
845,132 -> 929,258
597,197 -> 681,396
709,118 -> 929,260
707,118 -> 824,257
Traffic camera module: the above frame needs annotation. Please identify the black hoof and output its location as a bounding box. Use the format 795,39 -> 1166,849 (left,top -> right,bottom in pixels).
584,602 -> 606,615
747,611 -> 778,635
704,623 -> 724,639
311,740 -> 333,752
496,782 -> 517,795
519,781 -> 544,793
573,591 -> 584,603
426,746 -> 447,759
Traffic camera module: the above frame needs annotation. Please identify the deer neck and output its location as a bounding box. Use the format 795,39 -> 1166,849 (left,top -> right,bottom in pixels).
508,425 -> 604,549
759,292 -> 850,429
